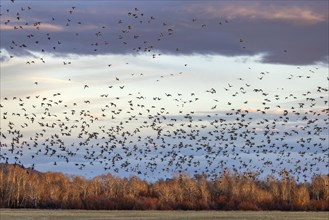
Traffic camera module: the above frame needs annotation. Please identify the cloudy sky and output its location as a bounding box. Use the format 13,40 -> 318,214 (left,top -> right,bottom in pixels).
0,0 -> 328,181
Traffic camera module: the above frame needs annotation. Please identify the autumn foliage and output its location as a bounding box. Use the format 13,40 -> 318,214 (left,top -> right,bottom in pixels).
0,163 -> 328,210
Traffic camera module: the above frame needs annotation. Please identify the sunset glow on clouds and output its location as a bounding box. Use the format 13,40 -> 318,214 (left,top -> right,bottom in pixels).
192,3 -> 327,24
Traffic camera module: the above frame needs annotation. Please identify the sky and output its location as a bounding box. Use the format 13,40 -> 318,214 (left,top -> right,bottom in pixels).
0,0 -> 328,182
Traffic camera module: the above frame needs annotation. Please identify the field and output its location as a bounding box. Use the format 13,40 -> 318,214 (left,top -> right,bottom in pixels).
0,209 -> 328,220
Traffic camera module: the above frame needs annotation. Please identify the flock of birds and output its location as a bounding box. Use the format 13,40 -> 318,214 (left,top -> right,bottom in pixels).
0,1 -> 328,181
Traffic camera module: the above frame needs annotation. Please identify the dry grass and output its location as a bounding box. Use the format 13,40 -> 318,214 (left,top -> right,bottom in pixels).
0,209 -> 328,220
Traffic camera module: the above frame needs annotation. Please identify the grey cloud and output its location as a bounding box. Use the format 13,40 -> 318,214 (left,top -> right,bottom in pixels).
1,1 -> 328,65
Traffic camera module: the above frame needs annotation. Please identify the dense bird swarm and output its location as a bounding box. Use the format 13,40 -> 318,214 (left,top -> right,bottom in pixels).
0,1 -> 328,182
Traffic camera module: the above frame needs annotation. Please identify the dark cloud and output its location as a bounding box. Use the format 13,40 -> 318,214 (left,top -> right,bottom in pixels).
1,1 -> 328,65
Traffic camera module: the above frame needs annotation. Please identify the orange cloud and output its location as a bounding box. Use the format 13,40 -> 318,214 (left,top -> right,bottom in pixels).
186,3 -> 326,25
224,5 -> 325,24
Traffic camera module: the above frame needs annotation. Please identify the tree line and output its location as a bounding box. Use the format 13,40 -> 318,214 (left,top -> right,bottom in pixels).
0,163 -> 328,210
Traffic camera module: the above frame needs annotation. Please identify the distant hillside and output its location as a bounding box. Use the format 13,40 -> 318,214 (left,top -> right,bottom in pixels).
0,163 -> 41,175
